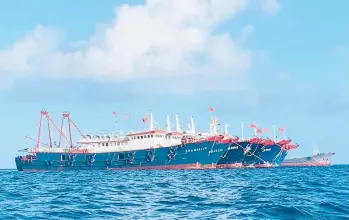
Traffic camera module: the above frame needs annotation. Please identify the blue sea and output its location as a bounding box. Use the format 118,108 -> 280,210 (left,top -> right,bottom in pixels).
0,165 -> 348,220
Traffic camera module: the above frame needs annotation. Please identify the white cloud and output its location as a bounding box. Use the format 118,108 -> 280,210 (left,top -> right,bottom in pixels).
0,0 -> 280,92
259,0 -> 281,14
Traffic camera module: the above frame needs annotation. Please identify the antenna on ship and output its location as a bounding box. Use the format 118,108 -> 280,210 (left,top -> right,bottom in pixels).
312,142 -> 320,156
190,116 -> 195,133
175,113 -> 181,132
149,111 -> 154,131
253,121 -> 257,136
187,120 -> 191,132
166,113 -> 171,132
224,124 -> 228,134
241,121 -> 244,139
112,112 -> 120,136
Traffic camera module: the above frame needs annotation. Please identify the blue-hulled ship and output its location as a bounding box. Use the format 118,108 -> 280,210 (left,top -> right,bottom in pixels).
216,136 -> 244,168
216,135 -> 299,168
216,137 -> 264,168
254,139 -> 284,167
15,111 -> 232,171
272,140 -> 299,166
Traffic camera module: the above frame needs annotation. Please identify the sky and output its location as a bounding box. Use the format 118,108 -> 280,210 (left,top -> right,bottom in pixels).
0,0 -> 348,168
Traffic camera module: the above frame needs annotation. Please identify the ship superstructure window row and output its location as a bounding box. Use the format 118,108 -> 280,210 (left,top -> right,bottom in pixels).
165,136 -> 181,139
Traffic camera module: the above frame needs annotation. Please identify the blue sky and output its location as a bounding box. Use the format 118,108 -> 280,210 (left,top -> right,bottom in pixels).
0,0 -> 348,168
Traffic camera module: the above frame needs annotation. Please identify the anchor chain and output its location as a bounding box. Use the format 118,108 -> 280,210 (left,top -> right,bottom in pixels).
105,153 -> 112,167
127,151 -> 136,164
147,149 -> 155,163
167,147 -> 177,162
67,154 -> 76,166
85,154 -> 95,166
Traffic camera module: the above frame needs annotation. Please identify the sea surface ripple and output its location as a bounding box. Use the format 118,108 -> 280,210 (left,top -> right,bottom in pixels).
0,165 -> 348,219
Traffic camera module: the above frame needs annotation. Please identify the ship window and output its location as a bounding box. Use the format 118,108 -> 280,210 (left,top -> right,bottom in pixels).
61,155 -> 66,161
117,142 -> 120,146
106,143 -> 108,146
147,135 -> 150,138
151,134 -> 153,138
141,136 -> 144,139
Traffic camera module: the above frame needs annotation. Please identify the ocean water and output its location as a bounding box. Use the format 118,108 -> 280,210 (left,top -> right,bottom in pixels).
0,165 -> 348,220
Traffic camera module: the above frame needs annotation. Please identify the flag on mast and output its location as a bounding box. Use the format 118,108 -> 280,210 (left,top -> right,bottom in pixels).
142,117 -> 148,123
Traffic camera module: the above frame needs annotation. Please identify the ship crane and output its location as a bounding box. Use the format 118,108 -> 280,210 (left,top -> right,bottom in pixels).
26,110 -> 86,149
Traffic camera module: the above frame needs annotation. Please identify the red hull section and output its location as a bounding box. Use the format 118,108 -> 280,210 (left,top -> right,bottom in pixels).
216,163 -> 243,169
254,163 -> 275,168
281,161 -> 331,167
108,163 -> 217,170
22,163 -> 218,171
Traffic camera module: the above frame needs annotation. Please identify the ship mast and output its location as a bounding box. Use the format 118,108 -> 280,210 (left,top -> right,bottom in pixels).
149,111 -> 155,131
175,113 -> 181,132
166,113 -> 171,132
211,117 -> 219,135
31,110 -> 85,150
187,120 -> 191,132
224,124 -> 228,134
190,116 -> 195,133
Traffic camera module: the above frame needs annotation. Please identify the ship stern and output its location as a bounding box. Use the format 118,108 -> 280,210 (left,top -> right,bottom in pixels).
15,156 -> 23,171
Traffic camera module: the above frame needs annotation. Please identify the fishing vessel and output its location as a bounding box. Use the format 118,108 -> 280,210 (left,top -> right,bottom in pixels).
281,148 -> 335,167
216,124 -> 299,168
255,139 -> 299,167
15,111 -> 232,171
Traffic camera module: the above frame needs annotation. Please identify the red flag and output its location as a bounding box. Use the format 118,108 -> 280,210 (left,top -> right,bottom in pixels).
124,114 -> 128,119
142,117 -> 148,123
112,111 -> 117,116
257,128 -> 263,134
264,128 -> 270,132
250,122 -> 257,128
209,107 -> 215,112
278,127 -> 285,132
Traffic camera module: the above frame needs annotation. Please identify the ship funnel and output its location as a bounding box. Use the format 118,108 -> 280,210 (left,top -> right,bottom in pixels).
166,113 -> 171,132
190,116 -> 195,133
175,113 -> 181,132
